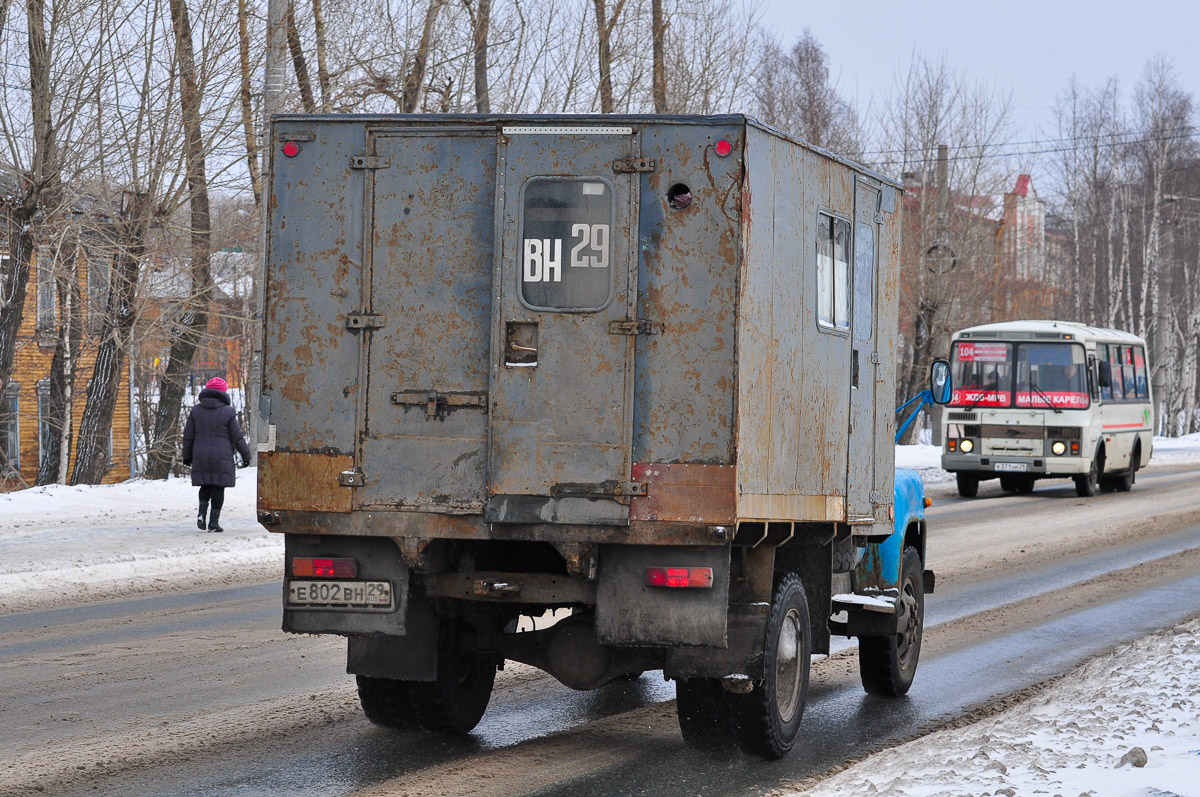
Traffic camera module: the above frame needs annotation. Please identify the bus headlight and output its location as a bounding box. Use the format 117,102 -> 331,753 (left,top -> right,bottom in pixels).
1051,441 -> 1066,456
959,439 -> 974,453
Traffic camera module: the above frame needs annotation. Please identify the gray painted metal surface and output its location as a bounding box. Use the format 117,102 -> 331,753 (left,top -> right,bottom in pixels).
260,113 -> 902,543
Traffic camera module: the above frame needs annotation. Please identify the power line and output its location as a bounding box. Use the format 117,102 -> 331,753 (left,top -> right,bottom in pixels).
871,129 -> 1198,168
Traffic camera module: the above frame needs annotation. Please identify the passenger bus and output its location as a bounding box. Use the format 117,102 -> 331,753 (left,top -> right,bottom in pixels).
941,320 -> 1153,498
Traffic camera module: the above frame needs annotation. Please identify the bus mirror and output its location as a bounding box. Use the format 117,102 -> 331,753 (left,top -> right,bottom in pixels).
1098,360 -> 1112,388
929,359 -> 952,405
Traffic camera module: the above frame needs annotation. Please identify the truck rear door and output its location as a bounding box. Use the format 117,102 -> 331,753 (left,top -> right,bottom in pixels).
358,129 -> 496,512
486,126 -> 640,524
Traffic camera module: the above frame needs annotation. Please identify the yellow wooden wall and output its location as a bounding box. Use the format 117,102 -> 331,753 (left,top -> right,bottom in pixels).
3,251 -> 134,489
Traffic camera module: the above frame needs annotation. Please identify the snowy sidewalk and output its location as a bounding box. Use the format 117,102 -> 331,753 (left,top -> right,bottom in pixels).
0,469 -> 276,614
790,617 -> 1200,797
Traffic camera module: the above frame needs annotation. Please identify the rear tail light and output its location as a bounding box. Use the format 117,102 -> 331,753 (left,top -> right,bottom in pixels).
293,557 -> 357,578
645,567 -> 714,588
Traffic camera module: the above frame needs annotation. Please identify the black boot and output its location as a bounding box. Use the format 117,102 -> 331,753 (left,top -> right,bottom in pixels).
208,509 -> 223,533
197,501 -> 208,530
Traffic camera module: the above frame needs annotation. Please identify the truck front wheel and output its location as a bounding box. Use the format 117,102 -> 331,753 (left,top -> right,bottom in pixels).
725,572 -> 811,759
407,622 -> 497,733
858,545 -> 924,696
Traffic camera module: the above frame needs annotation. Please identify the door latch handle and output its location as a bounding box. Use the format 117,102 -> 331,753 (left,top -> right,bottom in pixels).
510,342 -> 537,353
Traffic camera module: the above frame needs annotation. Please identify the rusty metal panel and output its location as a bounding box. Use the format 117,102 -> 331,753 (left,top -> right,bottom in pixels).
487,128 -> 638,525
737,127 -> 852,515
847,178 -> 881,521
258,451 -> 353,512
630,463 -> 735,523
264,121 -> 364,454
358,130 -> 495,512
737,493 -> 844,522
632,123 -> 741,465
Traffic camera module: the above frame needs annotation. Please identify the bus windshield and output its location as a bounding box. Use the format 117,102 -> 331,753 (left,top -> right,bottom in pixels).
950,340 -> 1090,410
950,341 -> 1013,407
1015,343 -> 1088,409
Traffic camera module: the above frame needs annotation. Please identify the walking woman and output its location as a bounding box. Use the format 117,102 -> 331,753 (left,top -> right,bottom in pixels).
182,377 -> 252,533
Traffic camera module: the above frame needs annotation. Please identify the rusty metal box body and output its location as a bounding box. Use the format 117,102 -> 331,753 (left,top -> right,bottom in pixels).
258,114 -> 900,552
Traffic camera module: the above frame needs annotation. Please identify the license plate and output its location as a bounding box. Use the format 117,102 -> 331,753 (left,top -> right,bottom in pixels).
288,580 -> 392,608
994,462 -> 1028,472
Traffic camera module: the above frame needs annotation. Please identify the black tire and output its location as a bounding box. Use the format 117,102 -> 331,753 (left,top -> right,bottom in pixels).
956,473 -> 979,498
675,677 -> 732,750
724,573 -> 811,759
1074,455 -> 1100,497
1015,476 -> 1035,495
858,546 -> 925,697
1115,446 -> 1139,493
999,475 -> 1019,493
407,623 -> 497,733
356,675 -> 420,729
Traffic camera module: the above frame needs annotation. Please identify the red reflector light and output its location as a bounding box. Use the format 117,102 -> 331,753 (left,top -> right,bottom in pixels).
1070,442 -> 1080,454
948,439 -> 958,452
714,139 -> 732,157
282,140 -> 300,158
645,567 -> 714,588
293,557 -> 357,578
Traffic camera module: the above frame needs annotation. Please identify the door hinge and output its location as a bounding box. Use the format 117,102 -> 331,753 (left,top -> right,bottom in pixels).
349,155 -> 391,169
346,313 -> 385,330
392,390 -> 488,420
869,490 -> 882,504
340,470 -> 365,487
551,480 -> 648,505
870,352 -> 882,364
608,319 -> 661,336
613,157 -> 656,173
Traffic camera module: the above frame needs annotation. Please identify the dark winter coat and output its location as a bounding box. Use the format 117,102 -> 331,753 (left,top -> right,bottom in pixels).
182,388 -> 252,487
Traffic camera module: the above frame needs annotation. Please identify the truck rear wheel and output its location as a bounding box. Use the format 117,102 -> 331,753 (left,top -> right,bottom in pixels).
408,623 -> 497,733
725,572 -> 811,759
356,675 -> 420,729
858,546 -> 924,697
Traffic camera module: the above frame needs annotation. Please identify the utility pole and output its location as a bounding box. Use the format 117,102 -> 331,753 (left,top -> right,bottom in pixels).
249,0 -> 289,460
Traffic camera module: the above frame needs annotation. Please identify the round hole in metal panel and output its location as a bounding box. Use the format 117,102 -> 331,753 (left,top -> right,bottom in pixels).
667,183 -> 692,210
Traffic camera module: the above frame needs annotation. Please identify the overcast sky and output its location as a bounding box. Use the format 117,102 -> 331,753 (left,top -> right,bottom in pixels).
758,0 -> 1200,191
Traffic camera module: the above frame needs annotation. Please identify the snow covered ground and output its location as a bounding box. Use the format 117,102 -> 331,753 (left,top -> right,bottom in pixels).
2,440 -> 1199,794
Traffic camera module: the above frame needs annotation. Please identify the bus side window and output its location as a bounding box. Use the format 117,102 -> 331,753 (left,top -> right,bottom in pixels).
1088,355 -> 1099,399
1134,346 -> 1149,399
1108,345 -> 1125,400
1122,347 -> 1136,401
1099,345 -> 1113,401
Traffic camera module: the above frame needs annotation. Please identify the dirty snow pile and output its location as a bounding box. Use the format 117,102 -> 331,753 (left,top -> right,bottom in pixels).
795,616 -> 1200,797
0,469 -> 275,613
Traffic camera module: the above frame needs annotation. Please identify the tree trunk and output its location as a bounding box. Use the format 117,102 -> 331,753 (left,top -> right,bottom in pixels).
650,0 -> 667,113
72,194 -> 151,485
466,0 -> 491,113
0,0 -> 57,406
312,0 -> 330,111
402,0 -> 445,113
592,0 -> 614,112
237,0 -> 262,208
286,0 -> 316,112
145,0 -> 215,480
36,253 -> 82,486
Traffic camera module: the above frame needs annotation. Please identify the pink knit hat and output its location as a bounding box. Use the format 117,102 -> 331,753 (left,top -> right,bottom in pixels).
206,377 -> 228,392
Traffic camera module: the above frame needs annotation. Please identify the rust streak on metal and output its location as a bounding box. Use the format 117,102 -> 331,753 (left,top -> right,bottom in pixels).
630,463 -> 736,523
258,452 -> 354,512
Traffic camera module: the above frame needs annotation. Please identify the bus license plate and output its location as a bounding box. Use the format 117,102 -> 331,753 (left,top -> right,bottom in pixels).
288,580 -> 392,607
994,462 -> 1027,472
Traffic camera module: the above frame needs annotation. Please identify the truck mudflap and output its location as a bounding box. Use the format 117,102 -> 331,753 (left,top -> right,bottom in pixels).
663,603 -> 770,679
595,544 -> 730,646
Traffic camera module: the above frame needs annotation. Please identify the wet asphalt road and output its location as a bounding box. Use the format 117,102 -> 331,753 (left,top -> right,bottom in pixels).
8,466 -> 1200,797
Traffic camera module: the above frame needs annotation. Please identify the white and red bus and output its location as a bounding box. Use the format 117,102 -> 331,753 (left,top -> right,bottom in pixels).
941,320 -> 1153,498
